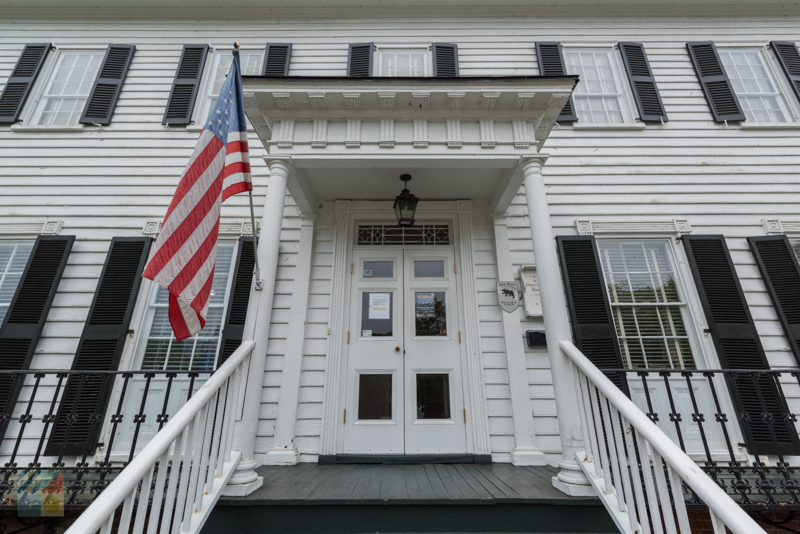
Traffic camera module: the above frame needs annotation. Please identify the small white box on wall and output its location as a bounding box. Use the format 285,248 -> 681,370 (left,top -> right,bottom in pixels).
519,265 -> 542,318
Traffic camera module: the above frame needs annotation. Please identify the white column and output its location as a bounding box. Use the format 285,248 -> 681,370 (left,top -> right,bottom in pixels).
263,215 -> 315,465
223,158 -> 290,496
492,216 -> 547,466
521,157 -> 593,496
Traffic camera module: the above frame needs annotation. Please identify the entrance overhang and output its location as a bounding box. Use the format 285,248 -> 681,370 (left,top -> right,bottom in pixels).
242,76 -> 578,215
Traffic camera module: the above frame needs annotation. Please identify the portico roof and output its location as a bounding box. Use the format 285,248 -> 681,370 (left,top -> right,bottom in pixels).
242,75 -> 577,215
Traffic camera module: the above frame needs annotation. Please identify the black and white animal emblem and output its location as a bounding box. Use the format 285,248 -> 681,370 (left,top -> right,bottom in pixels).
500,289 -> 515,298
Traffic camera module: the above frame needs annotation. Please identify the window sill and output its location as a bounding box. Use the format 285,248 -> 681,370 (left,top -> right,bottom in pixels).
185,124 -> 203,132
739,122 -> 800,130
569,123 -> 647,130
10,123 -> 85,132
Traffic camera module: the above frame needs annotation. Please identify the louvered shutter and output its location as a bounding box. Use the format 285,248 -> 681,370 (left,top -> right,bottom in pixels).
217,237 -> 255,367
162,45 -> 209,126
0,236 -> 74,439
618,42 -> 668,122
0,43 -> 51,124
748,235 -> 800,366
79,44 -> 135,125
347,43 -> 373,77
45,237 -> 151,456
262,43 -> 292,76
682,235 -> 798,455
535,42 -> 577,122
432,43 -> 459,77
770,41 -> 800,105
557,236 -> 628,394
686,42 -> 745,122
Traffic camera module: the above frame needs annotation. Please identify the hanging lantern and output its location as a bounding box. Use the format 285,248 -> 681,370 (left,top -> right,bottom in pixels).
393,174 -> 419,227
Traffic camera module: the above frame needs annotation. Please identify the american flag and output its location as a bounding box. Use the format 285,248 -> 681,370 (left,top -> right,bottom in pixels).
143,50 -> 252,341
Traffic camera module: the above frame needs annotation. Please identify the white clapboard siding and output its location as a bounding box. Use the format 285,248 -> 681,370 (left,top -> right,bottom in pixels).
2,15 -> 800,465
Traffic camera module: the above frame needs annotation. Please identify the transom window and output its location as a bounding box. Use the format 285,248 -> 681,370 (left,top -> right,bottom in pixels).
377,48 -> 428,77
0,241 -> 34,324
199,50 -> 264,121
718,49 -> 793,124
565,48 -> 631,124
357,225 -> 450,246
30,50 -> 104,126
135,241 -> 236,371
598,240 -> 697,370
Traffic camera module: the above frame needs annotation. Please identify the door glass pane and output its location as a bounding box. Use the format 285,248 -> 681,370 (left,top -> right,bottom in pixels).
358,374 -> 392,420
415,292 -> 447,336
417,374 -> 451,419
363,261 -> 393,278
361,292 -> 393,337
414,260 -> 445,278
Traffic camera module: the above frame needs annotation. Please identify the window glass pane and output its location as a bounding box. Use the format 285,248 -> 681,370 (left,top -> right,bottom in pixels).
565,49 -> 628,124
718,49 -> 792,124
598,240 -> 696,370
791,239 -> 800,260
32,51 -> 104,126
138,241 -> 236,371
415,292 -> 447,336
379,50 -> 426,77
358,374 -> 392,420
363,261 -> 393,278
414,261 -> 445,278
0,241 -> 34,324
361,292 -> 393,337
201,50 -> 264,122
416,374 -> 451,419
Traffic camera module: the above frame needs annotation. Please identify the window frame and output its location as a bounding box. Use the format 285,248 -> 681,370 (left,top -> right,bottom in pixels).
561,45 -> 638,125
0,239 -> 35,325
374,44 -> 432,77
715,45 -> 798,125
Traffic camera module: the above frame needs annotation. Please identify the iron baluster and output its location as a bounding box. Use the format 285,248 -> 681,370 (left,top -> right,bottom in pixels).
660,370 -> 686,452
54,373 -> 87,468
8,373 -> 43,469
768,372 -> 799,506
748,373 -> 780,507
128,373 -> 155,465
32,373 -> 66,468
637,370 -> 658,423
682,371 -> 719,483
157,373 -> 177,431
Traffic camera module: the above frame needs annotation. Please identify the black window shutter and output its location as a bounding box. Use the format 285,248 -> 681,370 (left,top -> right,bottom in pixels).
45,237 -> 151,457
217,237 -> 255,367
682,235 -> 798,455
262,43 -> 292,76
556,236 -> 628,394
0,235 -> 74,440
162,44 -> 209,126
432,43 -> 459,77
347,43 -> 373,77
770,41 -> 800,105
535,42 -> 577,122
0,43 -> 51,124
686,42 -> 745,122
618,42 -> 668,122
747,235 -> 800,366
79,44 -> 135,126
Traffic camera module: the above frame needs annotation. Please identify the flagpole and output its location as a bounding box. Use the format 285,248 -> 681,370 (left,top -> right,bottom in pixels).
234,41 -> 263,291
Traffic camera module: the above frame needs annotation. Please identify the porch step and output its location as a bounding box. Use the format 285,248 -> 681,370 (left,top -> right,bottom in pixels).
203,464 -> 617,534
319,454 -> 493,464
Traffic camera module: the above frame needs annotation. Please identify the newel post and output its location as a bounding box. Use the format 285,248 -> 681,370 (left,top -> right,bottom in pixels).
223,158 -> 290,496
521,156 -> 593,496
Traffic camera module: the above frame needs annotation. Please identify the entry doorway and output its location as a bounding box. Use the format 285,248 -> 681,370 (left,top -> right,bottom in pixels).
342,248 -> 467,454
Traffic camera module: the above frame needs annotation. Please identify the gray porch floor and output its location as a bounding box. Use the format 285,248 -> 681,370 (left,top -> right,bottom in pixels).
216,463 -> 600,506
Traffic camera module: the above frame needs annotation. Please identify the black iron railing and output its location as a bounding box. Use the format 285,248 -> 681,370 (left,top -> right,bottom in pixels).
608,368 -> 800,510
0,369 -> 211,509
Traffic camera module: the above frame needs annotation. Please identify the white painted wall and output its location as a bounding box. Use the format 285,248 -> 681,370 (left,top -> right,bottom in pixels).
1,14 -> 799,464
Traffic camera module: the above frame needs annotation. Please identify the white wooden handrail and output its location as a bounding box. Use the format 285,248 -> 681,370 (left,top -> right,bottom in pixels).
66,340 -> 256,534
561,340 -> 765,534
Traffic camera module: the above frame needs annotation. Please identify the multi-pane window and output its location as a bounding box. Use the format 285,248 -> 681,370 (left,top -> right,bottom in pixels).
30,50 -> 104,126
0,241 -> 34,324
718,49 -> 793,124
791,238 -> 800,260
565,49 -> 631,124
135,241 -> 236,371
598,240 -> 697,370
199,50 -> 264,121
378,49 -> 428,77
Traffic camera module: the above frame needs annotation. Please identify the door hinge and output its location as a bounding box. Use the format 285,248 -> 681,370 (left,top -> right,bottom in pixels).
347,331 -> 350,343
350,262 -> 353,274
458,331 -> 461,343
344,409 -> 346,423
454,262 -> 457,273
463,409 -> 467,423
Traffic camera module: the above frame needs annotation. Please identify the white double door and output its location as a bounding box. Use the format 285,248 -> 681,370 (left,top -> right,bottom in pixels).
343,248 -> 467,454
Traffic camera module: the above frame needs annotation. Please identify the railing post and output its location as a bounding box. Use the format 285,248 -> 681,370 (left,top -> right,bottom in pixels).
521,156 -> 593,495
223,158 -> 290,496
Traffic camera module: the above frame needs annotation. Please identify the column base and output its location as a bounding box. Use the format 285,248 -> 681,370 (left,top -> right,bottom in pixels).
222,457 -> 263,497
221,476 -> 263,497
551,458 -> 595,497
262,447 -> 300,465
510,448 -> 549,466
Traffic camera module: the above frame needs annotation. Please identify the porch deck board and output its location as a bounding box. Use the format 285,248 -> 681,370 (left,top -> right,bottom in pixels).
217,464 -> 600,506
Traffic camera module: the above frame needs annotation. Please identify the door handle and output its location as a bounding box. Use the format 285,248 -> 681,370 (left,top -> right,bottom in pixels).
395,346 -> 400,352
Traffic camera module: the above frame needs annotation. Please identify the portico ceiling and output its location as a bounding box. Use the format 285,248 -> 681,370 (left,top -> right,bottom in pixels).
242,76 -> 577,215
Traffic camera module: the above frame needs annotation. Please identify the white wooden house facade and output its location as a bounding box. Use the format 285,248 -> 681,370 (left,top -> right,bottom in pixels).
1,1 -> 800,531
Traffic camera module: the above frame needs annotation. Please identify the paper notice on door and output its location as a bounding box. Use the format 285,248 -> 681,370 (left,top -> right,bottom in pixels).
368,293 -> 390,319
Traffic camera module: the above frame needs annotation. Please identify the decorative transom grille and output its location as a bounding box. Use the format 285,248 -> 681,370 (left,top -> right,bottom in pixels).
357,225 -> 450,246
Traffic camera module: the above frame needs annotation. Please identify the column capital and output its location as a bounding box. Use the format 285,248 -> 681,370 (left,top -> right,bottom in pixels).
519,154 -> 549,174
264,157 -> 293,176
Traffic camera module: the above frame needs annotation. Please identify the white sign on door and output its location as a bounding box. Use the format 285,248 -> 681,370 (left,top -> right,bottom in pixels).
369,293 -> 390,319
